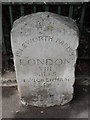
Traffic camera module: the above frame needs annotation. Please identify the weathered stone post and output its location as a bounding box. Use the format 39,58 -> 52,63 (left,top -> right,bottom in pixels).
11,12 -> 79,107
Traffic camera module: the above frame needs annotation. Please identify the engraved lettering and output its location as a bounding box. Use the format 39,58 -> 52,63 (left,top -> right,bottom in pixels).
28,59 -> 36,66
46,59 -> 53,65
55,59 -> 63,65
37,59 -> 44,65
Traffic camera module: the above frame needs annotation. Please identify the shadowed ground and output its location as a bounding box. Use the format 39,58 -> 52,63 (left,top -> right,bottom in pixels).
2,85 -> 89,118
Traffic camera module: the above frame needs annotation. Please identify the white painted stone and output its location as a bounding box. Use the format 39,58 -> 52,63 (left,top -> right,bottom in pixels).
11,12 -> 79,107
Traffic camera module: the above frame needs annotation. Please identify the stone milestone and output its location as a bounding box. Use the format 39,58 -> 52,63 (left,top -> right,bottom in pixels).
11,12 -> 79,107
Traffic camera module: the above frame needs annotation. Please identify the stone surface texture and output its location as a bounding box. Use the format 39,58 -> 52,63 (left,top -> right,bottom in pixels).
11,12 -> 79,107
